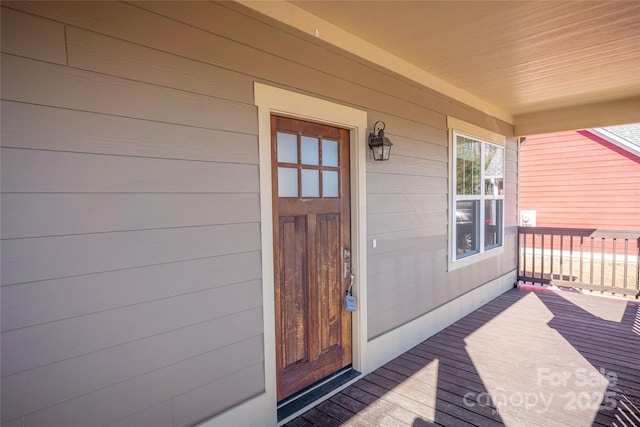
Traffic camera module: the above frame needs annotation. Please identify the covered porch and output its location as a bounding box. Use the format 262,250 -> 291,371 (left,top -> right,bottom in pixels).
2,2 -> 639,426
287,287 -> 640,426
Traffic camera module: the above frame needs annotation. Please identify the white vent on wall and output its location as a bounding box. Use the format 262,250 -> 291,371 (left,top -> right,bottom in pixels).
520,210 -> 537,227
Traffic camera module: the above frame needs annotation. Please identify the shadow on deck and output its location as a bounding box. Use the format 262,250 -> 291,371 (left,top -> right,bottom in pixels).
286,287 -> 640,426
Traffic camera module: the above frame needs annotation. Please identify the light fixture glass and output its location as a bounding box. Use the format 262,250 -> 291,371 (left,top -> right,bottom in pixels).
368,121 -> 393,161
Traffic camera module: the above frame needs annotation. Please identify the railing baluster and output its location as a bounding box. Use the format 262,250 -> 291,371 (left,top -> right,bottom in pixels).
522,232 -> 527,282
580,236 -> 584,284
569,235 -> 574,283
590,237 -> 595,285
612,238 -> 617,288
550,234 -> 555,280
600,238 -> 606,287
541,234 -> 545,282
623,239 -> 629,289
532,233 -> 536,283
560,234 -> 564,281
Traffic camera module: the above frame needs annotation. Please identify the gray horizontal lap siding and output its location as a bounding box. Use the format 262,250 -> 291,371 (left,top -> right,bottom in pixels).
1,3 -> 263,427
0,1 -> 515,426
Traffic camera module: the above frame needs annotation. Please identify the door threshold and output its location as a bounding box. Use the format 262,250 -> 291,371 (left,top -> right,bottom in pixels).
277,367 -> 361,422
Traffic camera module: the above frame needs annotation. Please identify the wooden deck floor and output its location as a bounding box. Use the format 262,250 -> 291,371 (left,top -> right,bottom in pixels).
286,287 -> 640,427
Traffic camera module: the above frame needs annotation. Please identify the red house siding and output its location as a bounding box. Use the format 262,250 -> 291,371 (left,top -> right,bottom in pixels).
519,130 -> 640,230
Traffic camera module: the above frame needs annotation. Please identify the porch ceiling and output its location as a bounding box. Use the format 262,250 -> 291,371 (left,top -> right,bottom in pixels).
238,1 -> 640,135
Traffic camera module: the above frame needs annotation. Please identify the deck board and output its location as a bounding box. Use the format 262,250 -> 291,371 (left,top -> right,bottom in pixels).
285,287 -> 640,426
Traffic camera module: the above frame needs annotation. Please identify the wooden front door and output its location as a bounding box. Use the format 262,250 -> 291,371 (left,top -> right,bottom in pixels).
271,115 -> 352,401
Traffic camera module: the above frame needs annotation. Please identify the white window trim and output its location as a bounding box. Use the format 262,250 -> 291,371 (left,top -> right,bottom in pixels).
447,117 -> 506,271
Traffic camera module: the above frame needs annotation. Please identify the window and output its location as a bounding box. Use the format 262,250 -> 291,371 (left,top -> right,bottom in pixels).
453,131 -> 504,261
276,130 -> 341,199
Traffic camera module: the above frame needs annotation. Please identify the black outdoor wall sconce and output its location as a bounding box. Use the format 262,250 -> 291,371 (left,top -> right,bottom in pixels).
368,121 -> 393,161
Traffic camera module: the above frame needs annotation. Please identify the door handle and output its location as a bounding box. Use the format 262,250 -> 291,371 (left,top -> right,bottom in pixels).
343,249 -> 351,278
347,273 -> 354,296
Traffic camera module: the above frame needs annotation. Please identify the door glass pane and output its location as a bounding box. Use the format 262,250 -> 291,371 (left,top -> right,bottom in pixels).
301,169 -> 319,197
322,139 -> 338,167
456,200 -> 479,258
278,167 -> 298,197
484,144 -> 504,195
301,136 -> 319,165
277,132 -> 298,164
323,171 -> 339,197
484,199 -> 503,249
456,135 -> 481,195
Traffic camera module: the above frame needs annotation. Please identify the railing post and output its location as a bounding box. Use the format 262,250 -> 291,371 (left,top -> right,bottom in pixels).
636,237 -> 640,293
517,227 -> 520,282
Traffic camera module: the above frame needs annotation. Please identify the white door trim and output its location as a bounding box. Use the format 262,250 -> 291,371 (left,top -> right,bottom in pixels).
255,83 -> 368,421
200,83 -> 368,427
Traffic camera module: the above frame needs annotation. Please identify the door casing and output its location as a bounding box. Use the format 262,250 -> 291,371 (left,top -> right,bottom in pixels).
254,83 -> 369,417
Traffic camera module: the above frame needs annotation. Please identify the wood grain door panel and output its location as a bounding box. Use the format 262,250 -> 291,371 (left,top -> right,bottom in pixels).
272,115 -> 351,400
278,215 -> 309,368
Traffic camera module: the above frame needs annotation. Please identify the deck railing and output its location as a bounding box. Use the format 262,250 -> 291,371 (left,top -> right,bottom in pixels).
517,226 -> 640,298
